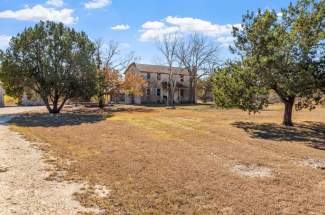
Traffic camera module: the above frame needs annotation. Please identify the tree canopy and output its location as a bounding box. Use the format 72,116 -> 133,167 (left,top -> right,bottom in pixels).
177,34 -> 219,103
96,67 -> 122,108
213,0 -> 324,126
94,39 -> 139,108
123,71 -> 148,97
0,21 -> 97,113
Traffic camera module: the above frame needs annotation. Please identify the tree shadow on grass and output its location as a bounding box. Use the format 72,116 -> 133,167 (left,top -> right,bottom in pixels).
65,105 -> 155,114
232,121 -> 325,150
8,112 -> 108,128
7,106 -> 157,128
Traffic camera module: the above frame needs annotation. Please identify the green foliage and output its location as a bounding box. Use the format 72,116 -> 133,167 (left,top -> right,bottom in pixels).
197,78 -> 214,102
213,0 -> 324,125
0,21 -> 97,113
213,62 -> 269,112
0,50 -> 24,98
317,55 -> 325,91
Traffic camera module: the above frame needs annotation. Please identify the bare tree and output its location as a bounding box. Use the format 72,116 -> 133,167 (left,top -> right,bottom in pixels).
95,39 -> 104,69
103,40 -> 119,68
156,33 -> 180,107
94,39 -> 140,108
96,40 -> 140,71
176,34 -> 219,103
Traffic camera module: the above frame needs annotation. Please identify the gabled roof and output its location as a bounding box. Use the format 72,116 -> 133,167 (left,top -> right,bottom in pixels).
128,63 -> 189,75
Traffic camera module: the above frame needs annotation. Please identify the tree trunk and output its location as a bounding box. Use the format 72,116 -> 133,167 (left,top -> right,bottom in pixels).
193,78 -> 197,104
190,67 -> 198,104
98,95 -> 105,109
189,77 -> 194,104
50,97 -> 60,114
170,82 -> 176,109
57,97 -> 68,113
166,86 -> 169,106
44,100 -> 52,114
50,108 -> 60,114
283,97 -> 295,126
40,94 -> 64,114
188,77 -> 197,104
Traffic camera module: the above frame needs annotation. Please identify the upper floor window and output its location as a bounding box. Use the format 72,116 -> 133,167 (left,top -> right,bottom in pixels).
146,72 -> 151,80
146,88 -> 151,96
180,75 -> 184,82
157,73 -> 161,81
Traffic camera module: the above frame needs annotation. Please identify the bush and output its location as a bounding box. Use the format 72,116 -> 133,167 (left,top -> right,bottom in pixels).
4,95 -> 18,106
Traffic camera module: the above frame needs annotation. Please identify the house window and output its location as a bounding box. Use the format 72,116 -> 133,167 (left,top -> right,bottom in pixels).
180,89 -> 184,97
146,72 -> 151,80
146,88 -> 151,96
157,73 -> 161,81
180,75 -> 184,82
157,88 -> 161,96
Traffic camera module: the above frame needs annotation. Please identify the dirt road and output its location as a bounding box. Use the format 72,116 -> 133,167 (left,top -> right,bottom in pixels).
0,107 -> 101,215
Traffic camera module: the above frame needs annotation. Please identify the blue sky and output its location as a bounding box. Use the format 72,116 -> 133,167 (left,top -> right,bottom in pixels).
0,0 -> 296,64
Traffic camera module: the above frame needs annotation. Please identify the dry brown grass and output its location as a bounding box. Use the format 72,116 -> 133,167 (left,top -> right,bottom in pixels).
10,104 -> 325,215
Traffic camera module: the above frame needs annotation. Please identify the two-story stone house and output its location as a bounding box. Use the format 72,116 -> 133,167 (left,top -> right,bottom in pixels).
124,63 -> 191,104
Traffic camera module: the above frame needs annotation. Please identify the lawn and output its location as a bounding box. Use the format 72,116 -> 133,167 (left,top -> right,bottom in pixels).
10,104 -> 325,214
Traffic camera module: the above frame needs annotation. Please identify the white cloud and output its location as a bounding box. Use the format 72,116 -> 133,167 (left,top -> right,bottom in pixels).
0,35 -> 11,50
0,5 -> 77,24
84,0 -> 112,9
216,36 -> 235,47
47,0 -> 64,7
140,26 -> 179,42
142,21 -> 165,29
111,24 -> 130,31
140,16 -> 240,46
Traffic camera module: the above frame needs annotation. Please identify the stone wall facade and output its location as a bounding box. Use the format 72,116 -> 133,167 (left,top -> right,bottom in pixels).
125,64 -> 191,105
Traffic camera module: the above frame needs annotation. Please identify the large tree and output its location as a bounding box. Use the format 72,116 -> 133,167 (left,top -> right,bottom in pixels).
123,70 -> 148,102
94,39 -> 139,108
177,34 -> 219,103
317,51 -> 325,90
156,33 -> 180,107
213,0 -> 324,126
96,67 -> 122,108
0,21 -> 97,113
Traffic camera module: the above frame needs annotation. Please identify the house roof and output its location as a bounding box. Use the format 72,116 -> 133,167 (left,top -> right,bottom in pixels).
129,63 -> 189,75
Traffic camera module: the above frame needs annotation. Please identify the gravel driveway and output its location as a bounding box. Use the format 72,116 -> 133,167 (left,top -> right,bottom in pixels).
0,107 -> 101,215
